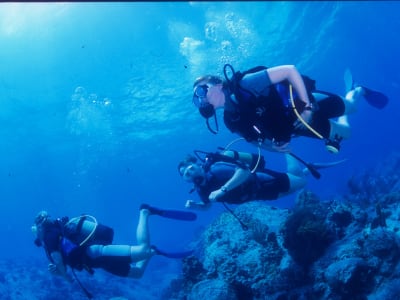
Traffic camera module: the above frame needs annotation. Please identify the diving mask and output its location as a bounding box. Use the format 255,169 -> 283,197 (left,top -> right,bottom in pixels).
192,84 -> 210,108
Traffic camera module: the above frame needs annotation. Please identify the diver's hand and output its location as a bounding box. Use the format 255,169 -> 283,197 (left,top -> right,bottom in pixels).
209,189 -> 225,202
261,139 -> 290,153
48,263 -> 73,282
185,200 -> 209,210
185,200 -> 195,208
48,263 -> 59,275
271,141 -> 291,153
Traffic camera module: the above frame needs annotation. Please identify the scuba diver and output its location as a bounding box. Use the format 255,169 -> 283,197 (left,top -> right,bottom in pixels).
192,64 -> 388,154
177,148 -> 345,210
32,205 -> 196,297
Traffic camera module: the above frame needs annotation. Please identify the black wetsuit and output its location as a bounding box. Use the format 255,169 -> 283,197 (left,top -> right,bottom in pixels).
195,161 -> 290,204
223,68 -> 346,144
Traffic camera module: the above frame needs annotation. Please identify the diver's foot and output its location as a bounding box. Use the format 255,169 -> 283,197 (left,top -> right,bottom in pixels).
345,86 -> 365,101
354,86 -> 365,98
140,203 -> 163,216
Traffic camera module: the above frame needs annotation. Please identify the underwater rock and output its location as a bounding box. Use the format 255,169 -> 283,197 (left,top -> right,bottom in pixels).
198,202 -> 289,297
370,206 -> 387,229
363,227 -> 400,259
282,206 -> 333,267
187,279 -> 237,300
362,227 -> 400,278
325,257 -> 374,296
0,257 -> 172,300
182,255 -> 207,284
294,190 -> 321,211
368,278 -> 400,300
328,207 -> 353,228
281,191 -> 334,267
347,151 -> 400,204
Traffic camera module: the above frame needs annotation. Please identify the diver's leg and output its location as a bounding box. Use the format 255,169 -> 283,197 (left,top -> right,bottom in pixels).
126,207 -> 155,278
343,87 -> 364,114
87,244 -> 153,264
269,157 -> 307,198
126,207 -> 155,264
87,209 -> 153,263
83,209 -> 164,279
285,153 -> 303,176
137,208 -> 150,247
278,173 -> 307,197
86,244 -> 154,279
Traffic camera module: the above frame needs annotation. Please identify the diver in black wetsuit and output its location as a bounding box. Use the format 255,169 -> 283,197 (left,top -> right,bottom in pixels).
177,149 -> 341,210
192,65 -> 388,154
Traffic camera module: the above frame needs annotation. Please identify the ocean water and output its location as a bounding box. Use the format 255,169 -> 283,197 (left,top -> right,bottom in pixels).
0,1 -> 399,296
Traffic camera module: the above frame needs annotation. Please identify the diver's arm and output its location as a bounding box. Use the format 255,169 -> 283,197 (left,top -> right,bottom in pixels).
267,65 -> 313,125
48,251 -> 73,282
209,168 -> 251,202
266,65 -> 311,106
254,139 -> 291,153
223,167 -> 252,190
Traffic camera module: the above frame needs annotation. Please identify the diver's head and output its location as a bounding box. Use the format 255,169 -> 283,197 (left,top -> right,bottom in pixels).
178,154 -> 198,175
32,210 -> 51,246
192,75 -> 224,118
178,155 -> 205,185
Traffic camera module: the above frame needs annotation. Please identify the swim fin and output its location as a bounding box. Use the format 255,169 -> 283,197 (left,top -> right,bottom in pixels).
360,86 -> 389,109
344,68 -> 388,109
309,159 -> 347,170
140,204 -> 197,221
343,68 -> 354,92
303,159 -> 347,175
152,246 -> 194,258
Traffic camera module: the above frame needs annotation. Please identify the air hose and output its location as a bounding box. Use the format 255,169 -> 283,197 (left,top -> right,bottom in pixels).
289,85 -> 340,154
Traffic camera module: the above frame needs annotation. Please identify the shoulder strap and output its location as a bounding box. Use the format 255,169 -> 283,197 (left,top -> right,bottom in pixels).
224,64 -> 268,94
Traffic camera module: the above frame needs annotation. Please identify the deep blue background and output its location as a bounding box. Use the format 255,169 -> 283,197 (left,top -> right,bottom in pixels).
0,1 -> 399,281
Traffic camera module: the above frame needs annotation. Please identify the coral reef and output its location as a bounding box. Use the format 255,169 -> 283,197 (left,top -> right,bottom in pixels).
0,257 -> 177,299
281,192 -> 334,267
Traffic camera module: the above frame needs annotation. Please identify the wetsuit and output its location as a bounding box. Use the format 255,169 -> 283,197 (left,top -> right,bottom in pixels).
195,161 -> 290,204
223,68 -> 346,144
40,220 -> 132,277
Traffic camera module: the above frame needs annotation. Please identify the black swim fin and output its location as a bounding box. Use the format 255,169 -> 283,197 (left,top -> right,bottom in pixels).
361,86 -> 389,109
344,68 -> 388,109
140,204 -> 197,221
152,246 -> 194,258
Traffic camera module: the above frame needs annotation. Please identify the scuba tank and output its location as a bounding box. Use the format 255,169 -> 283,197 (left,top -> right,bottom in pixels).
63,215 -> 114,247
219,149 -> 265,172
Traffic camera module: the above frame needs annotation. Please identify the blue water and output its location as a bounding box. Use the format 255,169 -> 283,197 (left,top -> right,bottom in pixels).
0,0 -> 399,291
